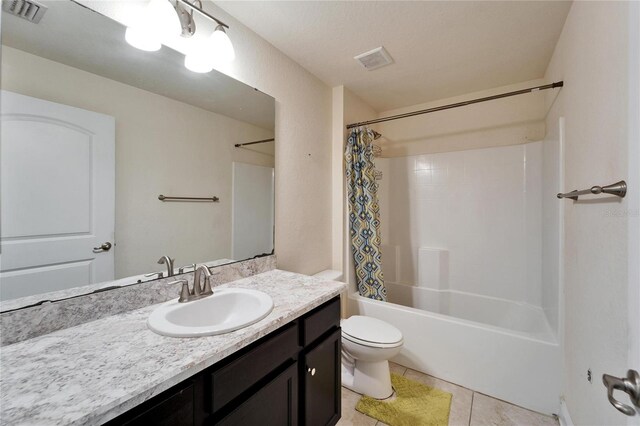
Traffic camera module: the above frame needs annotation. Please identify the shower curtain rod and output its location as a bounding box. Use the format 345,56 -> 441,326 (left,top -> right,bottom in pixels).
234,138 -> 275,148
346,81 -> 564,129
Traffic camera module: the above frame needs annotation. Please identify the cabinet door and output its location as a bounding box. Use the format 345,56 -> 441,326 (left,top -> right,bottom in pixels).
302,328 -> 341,426
216,362 -> 298,426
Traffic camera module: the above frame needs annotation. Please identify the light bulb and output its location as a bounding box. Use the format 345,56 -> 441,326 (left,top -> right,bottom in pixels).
125,0 -> 181,51
209,25 -> 235,63
125,26 -> 161,52
184,38 -> 215,73
146,0 -> 182,40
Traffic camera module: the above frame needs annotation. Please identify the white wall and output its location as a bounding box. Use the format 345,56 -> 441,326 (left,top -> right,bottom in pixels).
377,143 -> 544,308
543,2 -> 632,424
231,162 -> 274,260
1,46 -> 274,278
628,5 -> 640,426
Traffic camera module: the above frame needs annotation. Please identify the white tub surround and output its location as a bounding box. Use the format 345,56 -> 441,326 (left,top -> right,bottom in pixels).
377,143 -> 548,314
0,270 -> 346,425
366,141 -> 562,414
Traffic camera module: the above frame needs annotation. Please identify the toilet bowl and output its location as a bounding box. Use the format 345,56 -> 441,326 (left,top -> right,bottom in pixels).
311,270 -> 403,399
340,315 -> 403,399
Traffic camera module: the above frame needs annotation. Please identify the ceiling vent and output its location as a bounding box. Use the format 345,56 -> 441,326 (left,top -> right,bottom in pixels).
354,47 -> 394,71
2,0 -> 48,24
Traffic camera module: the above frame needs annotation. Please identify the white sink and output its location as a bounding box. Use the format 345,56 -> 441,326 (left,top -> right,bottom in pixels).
147,288 -> 274,337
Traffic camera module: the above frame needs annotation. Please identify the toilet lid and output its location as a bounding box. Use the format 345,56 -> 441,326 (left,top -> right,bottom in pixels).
341,316 -> 403,345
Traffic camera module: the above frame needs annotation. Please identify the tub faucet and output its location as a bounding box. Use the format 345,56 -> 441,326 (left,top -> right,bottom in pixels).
178,264 -> 213,303
158,256 -> 175,277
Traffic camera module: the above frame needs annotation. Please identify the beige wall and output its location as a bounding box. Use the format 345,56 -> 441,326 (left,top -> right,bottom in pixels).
331,87 -> 346,274
1,46 -> 274,278
201,4 -> 333,275
543,2 -> 632,424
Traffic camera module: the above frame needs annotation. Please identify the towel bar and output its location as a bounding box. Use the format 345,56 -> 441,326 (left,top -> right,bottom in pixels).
158,195 -> 219,202
557,180 -> 626,200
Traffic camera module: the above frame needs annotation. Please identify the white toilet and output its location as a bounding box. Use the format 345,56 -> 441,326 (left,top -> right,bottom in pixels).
312,270 -> 404,400
341,315 -> 403,399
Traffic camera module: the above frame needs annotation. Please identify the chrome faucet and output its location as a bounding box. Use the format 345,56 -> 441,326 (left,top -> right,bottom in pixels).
178,264 -> 213,303
158,256 -> 175,277
144,271 -> 164,279
178,263 -> 197,274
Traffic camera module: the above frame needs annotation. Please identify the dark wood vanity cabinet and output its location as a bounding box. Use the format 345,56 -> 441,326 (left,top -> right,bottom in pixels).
301,328 -> 341,426
106,296 -> 341,426
216,362 -> 299,426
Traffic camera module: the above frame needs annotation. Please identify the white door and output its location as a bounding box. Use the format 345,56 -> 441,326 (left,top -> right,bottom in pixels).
232,162 -> 274,260
599,4 -> 640,422
0,90 -> 115,301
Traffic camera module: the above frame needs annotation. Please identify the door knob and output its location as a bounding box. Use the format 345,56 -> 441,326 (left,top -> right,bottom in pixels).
602,369 -> 640,416
93,242 -> 112,253
307,367 -> 316,376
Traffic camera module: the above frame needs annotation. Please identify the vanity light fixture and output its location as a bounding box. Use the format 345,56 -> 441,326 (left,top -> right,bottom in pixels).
125,0 -> 235,71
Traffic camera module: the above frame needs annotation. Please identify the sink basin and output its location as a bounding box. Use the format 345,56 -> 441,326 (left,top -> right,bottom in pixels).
147,288 -> 274,337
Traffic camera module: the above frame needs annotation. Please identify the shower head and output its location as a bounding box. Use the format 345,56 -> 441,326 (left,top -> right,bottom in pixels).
372,131 -> 382,140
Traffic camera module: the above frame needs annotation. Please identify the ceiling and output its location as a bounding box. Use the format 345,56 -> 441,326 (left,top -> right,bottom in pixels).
2,0 -> 275,129
215,1 -> 572,112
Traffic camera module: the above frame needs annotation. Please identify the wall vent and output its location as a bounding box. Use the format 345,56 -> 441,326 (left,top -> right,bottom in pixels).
2,0 -> 48,24
354,47 -> 394,71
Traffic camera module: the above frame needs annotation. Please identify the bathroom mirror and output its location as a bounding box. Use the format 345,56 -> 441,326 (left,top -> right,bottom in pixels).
0,0 -> 275,308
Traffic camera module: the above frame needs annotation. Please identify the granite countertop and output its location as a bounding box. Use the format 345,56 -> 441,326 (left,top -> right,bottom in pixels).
0,270 -> 346,425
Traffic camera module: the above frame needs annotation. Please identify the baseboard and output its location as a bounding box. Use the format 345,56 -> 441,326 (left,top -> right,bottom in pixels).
558,399 -> 574,426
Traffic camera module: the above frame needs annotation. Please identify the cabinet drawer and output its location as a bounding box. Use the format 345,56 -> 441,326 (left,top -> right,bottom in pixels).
301,297 -> 340,347
215,362 -> 298,426
211,323 -> 299,412
113,381 -> 196,426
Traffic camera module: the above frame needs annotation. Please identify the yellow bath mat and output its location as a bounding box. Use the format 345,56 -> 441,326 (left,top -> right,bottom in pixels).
356,374 -> 452,426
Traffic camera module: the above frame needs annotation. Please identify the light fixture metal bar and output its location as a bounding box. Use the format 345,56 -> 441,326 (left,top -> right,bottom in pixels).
174,0 -> 229,29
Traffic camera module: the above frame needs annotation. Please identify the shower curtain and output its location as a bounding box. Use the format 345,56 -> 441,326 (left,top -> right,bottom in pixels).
345,127 -> 387,301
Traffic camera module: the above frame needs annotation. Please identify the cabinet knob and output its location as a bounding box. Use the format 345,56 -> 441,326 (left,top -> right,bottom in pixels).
307,367 -> 316,376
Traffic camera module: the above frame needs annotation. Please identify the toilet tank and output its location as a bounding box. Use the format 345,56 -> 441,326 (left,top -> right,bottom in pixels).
313,269 -> 344,282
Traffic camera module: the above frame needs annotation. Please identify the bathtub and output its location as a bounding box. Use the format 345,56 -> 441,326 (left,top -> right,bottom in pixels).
347,282 -> 561,415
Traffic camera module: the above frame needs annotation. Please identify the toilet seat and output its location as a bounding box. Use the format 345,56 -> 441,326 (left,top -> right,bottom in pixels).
341,316 -> 403,348
342,332 -> 403,349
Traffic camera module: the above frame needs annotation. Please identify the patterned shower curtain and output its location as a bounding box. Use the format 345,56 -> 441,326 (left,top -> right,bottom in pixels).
345,127 -> 387,301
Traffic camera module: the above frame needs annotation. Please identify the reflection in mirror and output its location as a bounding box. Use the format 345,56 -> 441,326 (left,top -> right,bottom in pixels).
0,0 -> 275,307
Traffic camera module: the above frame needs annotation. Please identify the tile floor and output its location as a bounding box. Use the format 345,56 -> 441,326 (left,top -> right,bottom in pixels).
337,362 -> 559,426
